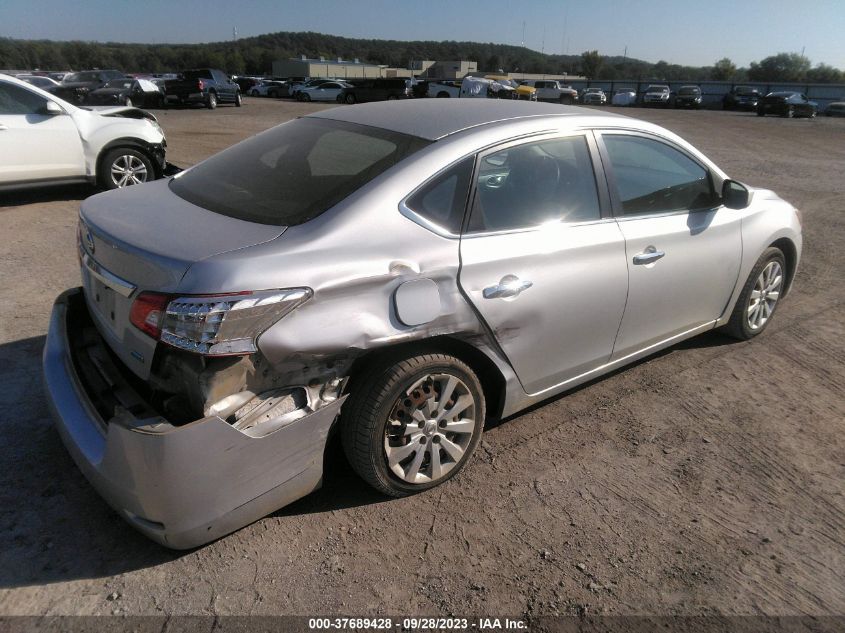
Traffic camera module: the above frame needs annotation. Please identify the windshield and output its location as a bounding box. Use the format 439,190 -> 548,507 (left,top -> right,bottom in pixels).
64,72 -> 101,83
647,86 -> 668,93
678,87 -> 700,95
169,118 -> 431,226
736,87 -> 758,95
104,79 -> 133,89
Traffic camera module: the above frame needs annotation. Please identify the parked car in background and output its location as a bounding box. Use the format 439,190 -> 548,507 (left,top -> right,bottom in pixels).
0,73 -> 167,191
641,84 -> 671,107
460,76 -> 513,99
723,86 -> 760,111
16,74 -> 61,92
233,76 -> 261,93
580,87 -> 607,105
484,76 -> 537,101
164,69 -> 241,109
86,78 -> 164,108
297,80 -> 352,102
427,80 -> 462,98
611,89 -> 637,106
53,69 -> 125,104
825,101 -> 845,117
757,92 -> 818,118
337,78 -> 408,104
289,78 -> 341,99
248,80 -> 286,97
44,99 -> 801,548
674,85 -> 702,109
520,79 -> 574,103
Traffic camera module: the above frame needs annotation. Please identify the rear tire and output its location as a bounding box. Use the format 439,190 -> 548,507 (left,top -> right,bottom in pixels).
786,106 -> 795,118
436,91 -> 450,98
341,353 -> 485,497
721,247 -> 786,340
206,91 -> 217,109
235,91 -> 242,107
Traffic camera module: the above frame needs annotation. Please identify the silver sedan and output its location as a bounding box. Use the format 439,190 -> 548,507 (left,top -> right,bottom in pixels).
44,100 -> 802,548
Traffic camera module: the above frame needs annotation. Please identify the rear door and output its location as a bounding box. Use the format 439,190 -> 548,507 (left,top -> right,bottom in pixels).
596,131 -> 742,359
458,132 -> 629,395
0,80 -> 84,184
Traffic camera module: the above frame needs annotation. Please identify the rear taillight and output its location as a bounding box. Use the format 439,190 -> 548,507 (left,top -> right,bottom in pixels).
129,288 -> 311,356
197,79 -> 205,91
129,292 -> 172,339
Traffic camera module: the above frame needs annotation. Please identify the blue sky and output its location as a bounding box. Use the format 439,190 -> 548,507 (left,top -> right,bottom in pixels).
2,0 -> 844,68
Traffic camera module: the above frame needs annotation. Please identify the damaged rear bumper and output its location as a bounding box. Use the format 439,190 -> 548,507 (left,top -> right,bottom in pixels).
42,288 -> 346,549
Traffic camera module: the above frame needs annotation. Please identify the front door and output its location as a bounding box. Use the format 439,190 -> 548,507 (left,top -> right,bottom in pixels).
0,81 -> 84,184
458,133 -> 629,395
597,132 -> 742,358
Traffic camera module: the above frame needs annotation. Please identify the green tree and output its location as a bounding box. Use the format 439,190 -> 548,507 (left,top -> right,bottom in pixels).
581,50 -> 603,79
711,57 -> 737,81
806,63 -> 842,83
748,52 -> 811,82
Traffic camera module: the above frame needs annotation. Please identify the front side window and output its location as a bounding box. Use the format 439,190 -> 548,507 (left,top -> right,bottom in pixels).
0,82 -> 47,115
170,117 -> 430,226
602,135 -> 718,215
467,135 -> 601,233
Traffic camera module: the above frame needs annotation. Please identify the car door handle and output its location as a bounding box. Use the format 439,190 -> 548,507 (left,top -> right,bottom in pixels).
483,275 -> 533,299
632,247 -> 666,265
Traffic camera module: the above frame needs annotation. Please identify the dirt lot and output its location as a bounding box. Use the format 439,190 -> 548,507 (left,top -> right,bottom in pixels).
0,98 -> 843,620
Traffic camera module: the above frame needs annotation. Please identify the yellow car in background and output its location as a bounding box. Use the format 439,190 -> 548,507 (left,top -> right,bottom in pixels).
484,75 -> 538,101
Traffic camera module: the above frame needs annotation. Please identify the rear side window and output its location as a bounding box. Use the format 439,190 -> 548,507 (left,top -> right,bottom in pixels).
169,118 -> 430,226
404,157 -> 474,234
467,135 -> 601,233
603,135 -> 718,215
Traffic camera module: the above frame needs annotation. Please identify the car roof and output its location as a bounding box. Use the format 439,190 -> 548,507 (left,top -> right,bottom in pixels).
306,99 -> 623,141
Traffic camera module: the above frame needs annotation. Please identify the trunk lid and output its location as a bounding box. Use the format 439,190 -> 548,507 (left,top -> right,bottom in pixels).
79,179 -> 286,379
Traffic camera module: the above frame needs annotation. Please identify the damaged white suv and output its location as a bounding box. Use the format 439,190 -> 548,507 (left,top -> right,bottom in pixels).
0,73 -> 167,191
44,100 -> 801,548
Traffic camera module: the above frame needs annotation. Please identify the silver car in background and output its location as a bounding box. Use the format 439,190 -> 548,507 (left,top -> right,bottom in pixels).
44,100 -> 802,548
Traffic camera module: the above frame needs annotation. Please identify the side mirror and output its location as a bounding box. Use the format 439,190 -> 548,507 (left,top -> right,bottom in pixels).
42,101 -> 63,115
722,179 -> 750,210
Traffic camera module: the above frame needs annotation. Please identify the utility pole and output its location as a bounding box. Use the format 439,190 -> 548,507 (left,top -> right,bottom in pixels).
521,21 -> 525,48
233,26 -> 238,41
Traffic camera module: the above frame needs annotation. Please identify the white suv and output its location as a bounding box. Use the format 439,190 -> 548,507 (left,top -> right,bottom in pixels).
520,80 -> 578,104
0,74 -> 167,191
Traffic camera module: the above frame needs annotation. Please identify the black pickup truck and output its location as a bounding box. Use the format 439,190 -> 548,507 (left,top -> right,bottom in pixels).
164,69 -> 242,109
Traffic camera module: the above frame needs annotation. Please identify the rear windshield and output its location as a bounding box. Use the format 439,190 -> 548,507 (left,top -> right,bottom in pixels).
169,117 -> 431,226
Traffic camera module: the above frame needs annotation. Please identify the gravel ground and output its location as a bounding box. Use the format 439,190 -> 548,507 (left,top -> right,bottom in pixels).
0,98 -> 843,619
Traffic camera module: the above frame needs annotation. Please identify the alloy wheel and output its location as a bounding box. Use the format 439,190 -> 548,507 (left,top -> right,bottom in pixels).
110,154 -> 148,187
746,261 -> 783,331
384,373 -> 478,484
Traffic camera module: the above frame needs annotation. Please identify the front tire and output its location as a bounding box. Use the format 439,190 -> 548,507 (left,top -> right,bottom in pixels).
344,93 -> 356,104
722,247 -> 786,340
98,148 -> 154,190
235,91 -> 242,107
341,353 -> 485,497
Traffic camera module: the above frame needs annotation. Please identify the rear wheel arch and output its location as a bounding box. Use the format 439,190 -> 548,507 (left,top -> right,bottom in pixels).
343,335 -> 507,421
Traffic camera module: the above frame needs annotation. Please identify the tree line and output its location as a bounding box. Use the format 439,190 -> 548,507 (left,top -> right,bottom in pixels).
1,31 -> 842,84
